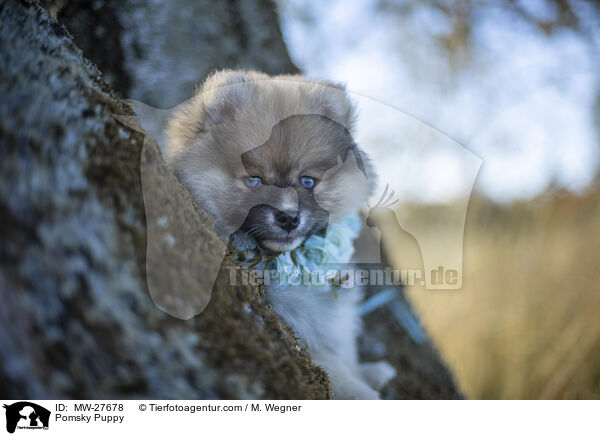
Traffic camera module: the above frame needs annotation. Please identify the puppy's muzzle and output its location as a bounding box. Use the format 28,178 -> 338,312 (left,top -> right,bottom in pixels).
275,211 -> 300,232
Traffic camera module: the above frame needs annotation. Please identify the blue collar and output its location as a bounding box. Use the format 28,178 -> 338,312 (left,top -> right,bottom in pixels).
233,214 -> 362,290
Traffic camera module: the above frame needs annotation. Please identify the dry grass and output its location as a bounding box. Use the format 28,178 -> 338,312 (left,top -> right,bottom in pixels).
398,189 -> 600,399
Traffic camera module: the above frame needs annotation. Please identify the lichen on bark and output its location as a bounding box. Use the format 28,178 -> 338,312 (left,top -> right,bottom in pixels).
0,0 -> 330,399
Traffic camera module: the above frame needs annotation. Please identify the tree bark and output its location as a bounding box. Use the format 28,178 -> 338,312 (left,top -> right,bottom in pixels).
42,0 -> 299,106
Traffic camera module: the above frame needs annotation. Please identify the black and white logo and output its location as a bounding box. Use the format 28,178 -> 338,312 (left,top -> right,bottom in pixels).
3,402 -> 50,434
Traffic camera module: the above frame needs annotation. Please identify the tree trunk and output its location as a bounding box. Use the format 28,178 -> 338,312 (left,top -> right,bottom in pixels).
0,0 -> 461,399
42,0 -> 299,107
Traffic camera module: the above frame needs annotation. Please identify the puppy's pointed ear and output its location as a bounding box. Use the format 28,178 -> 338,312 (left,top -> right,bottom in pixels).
311,80 -> 357,131
198,70 -> 256,129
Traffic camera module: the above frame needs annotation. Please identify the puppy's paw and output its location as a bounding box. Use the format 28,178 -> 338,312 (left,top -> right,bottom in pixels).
360,361 -> 396,390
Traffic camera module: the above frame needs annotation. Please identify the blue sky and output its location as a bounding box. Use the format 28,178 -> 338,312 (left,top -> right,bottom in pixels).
278,0 -> 600,203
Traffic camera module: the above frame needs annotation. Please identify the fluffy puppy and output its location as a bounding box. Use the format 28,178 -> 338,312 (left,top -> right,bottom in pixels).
166,70 -> 395,399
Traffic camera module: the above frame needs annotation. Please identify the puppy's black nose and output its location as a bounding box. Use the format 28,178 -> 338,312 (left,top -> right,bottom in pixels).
275,211 -> 300,232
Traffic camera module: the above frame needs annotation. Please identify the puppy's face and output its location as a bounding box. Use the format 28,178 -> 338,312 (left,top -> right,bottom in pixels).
167,73 -> 376,252
237,115 -> 369,252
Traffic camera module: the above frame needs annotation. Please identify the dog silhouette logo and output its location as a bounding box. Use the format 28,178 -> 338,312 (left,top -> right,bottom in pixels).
115,102 -> 371,319
3,402 -> 50,433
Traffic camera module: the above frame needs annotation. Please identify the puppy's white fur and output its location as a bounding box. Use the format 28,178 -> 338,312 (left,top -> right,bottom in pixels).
268,286 -> 387,399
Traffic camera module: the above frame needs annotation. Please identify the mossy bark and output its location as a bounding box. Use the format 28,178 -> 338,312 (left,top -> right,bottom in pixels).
0,0 -> 329,399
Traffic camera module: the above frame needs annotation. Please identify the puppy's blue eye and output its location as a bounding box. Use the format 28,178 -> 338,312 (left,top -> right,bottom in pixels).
300,176 -> 316,189
245,176 -> 262,188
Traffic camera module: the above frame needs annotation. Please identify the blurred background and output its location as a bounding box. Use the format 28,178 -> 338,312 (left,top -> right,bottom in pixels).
277,0 -> 600,399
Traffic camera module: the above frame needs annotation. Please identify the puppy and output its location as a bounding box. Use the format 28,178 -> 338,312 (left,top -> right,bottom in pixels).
165,70 -> 395,399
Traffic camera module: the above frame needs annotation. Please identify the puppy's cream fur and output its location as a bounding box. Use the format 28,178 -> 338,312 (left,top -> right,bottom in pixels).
166,70 -> 395,399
